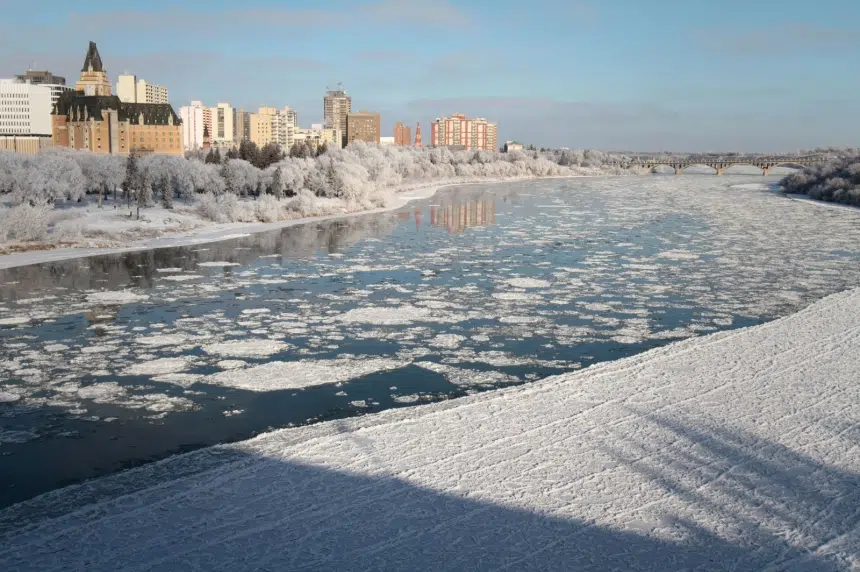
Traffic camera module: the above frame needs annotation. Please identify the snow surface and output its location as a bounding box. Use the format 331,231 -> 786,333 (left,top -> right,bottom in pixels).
2,288 -> 858,570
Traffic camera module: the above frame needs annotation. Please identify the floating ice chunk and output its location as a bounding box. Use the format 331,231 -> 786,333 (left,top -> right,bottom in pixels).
336,305 -> 431,326
77,382 -> 126,401
241,308 -> 271,315
124,357 -> 193,377
492,292 -> 539,301
204,358 -> 406,391
43,343 -> 70,353
499,316 -> 543,324
415,362 -> 518,387
350,400 -> 368,408
198,261 -> 240,268
155,268 -> 184,273
217,360 -> 248,370
150,373 -> 202,387
0,391 -> 21,403
429,334 -> 467,349
215,233 -> 250,240
136,334 -> 189,347
136,394 -> 195,412
162,274 -> 204,282
392,394 -> 420,403
222,409 -> 244,417
505,278 -> 551,288
0,316 -> 31,326
86,291 -> 148,304
657,250 -> 700,261
80,345 -> 117,354
202,340 -> 291,358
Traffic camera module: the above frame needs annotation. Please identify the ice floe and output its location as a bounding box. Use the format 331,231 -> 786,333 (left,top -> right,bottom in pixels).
86,291 -> 148,304
205,358 -> 407,391
202,340 -> 291,358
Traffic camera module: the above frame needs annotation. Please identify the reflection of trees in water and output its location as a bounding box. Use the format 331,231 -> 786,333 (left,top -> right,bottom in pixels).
0,215 -> 398,300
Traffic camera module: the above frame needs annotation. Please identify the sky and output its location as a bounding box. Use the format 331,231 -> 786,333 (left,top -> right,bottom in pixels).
1,0 -> 858,152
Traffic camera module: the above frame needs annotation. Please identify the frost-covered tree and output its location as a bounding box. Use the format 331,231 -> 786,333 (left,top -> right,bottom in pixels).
160,172 -> 174,209
123,152 -> 140,211
137,169 -> 153,219
780,155 -> 860,206
271,166 -> 283,200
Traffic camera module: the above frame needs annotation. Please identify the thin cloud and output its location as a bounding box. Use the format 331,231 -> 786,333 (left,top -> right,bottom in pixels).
355,50 -> 413,62
695,23 -> 860,55
63,0 -> 468,35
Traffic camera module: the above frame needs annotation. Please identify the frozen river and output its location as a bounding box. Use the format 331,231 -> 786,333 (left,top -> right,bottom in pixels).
1,175 -> 859,508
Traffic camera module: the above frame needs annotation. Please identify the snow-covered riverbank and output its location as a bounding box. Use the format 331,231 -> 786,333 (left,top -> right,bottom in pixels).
2,286 -> 858,570
0,175 -> 574,270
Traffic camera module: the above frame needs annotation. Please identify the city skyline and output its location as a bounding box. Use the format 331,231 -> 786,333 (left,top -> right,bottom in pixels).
0,0 -> 858,151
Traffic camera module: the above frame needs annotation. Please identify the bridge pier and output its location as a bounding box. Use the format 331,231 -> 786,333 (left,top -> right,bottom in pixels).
674,167 -> 682,176
715,167 -> 725,176
762,167 -> 771,176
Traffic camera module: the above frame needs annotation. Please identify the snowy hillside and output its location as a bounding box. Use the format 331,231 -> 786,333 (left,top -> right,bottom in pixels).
1,287 -> 858,570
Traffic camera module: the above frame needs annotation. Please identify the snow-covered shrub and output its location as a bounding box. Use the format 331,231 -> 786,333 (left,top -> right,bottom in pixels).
254,194 -> 282,222
287,189 -> 319,216
0,201 -> 51,241
195,192 -> 228,223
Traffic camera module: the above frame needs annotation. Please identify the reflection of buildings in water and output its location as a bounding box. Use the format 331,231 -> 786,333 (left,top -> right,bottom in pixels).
429,197 -> 496,233
414,208 -> 421,230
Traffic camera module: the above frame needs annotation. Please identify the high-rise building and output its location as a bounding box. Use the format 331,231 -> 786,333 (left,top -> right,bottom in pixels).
15,70 -> 71,109
74,41 -> 112,96
179,100 -> 205,150
324,86 -> 351,147
52,42 -> 182,156
415,121 -> 422,147
15,70 -> 65,86
346,110 -> 380,145
117,75 -> 168,104
0,78 -> 54,154
394,122 -> 411,146
211,102 -> 234,148
250,106 -> 299,151
249,107 -> 276,148
282,106 -> 298,130
137,80 -> 168,104
233,109 -> 250,146
202,107 -> 212,143
430,114 -> 497,151
116,75 -> 137,103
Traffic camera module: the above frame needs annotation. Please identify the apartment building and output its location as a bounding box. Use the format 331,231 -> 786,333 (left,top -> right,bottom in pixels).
179,100 -> 205,150
324,87 -> 351,147
394,122 -> 411,146
346,110 -> 380,145
430,113 -> 498,151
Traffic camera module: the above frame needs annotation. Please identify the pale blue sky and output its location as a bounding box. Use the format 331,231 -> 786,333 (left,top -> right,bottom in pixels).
1,0 -> 858,151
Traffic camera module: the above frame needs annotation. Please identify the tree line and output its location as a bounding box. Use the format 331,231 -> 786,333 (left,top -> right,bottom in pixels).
780,155 -> 860,206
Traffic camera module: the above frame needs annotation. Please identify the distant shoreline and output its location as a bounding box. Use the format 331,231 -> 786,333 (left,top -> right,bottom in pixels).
0,175 -> 585,271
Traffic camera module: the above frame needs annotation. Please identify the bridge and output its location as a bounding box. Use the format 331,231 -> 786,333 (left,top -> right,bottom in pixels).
609,155 -> 825,176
